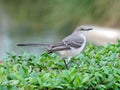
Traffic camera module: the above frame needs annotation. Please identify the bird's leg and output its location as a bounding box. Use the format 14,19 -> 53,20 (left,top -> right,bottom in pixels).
62,57 -> 69,69
64,59 -> 68,69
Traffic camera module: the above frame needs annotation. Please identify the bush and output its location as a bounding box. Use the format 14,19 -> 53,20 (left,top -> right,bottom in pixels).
0,40 -> 120,90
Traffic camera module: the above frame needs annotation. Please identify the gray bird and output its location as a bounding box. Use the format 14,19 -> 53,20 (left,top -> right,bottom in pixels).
17,25 -> 93,68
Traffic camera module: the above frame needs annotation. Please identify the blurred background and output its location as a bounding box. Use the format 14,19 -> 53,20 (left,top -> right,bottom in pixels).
0,0 -> 120,58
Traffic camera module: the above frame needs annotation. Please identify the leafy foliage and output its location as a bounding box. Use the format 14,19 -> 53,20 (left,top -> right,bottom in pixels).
0,41 -> 120,90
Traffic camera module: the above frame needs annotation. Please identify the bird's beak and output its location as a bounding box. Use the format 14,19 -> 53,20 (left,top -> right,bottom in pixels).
86,28 -> 93,31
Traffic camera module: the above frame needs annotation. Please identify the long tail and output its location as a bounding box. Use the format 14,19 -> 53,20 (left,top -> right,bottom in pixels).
17,43 -> 50,47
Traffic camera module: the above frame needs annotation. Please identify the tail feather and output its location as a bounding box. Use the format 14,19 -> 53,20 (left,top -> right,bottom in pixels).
17,43 -> 50,47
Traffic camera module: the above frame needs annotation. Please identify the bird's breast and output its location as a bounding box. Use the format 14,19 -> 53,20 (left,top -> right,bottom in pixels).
58,48 -> 81,57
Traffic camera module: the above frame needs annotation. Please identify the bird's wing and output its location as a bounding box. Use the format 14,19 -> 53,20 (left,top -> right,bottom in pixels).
62,34 -> 84,48
48,35 -> 84,53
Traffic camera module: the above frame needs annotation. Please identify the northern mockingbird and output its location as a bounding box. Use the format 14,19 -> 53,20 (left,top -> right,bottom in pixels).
17,25 -> 93,68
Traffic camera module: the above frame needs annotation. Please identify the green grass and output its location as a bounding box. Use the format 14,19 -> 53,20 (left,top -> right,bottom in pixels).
0,40 -> 120,90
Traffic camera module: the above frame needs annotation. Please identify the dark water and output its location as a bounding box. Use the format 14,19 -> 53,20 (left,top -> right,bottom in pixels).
0,7 -> 60,58
0,25 -> 60,58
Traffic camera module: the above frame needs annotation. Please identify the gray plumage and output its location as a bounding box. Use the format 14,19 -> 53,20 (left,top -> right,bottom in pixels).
17,25 -> 93,58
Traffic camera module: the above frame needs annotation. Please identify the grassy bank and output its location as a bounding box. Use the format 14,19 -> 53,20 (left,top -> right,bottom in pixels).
0,40 -> 120,90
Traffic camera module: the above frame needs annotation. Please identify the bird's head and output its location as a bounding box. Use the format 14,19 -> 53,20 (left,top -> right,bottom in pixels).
74,25 -> 93,35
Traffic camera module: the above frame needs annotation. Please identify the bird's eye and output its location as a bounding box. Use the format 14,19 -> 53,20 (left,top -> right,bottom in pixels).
80,28 -> 84,30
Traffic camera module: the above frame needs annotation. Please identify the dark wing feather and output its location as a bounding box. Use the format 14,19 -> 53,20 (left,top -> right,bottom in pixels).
48,42 -> 71,53
63,41 -> 83,48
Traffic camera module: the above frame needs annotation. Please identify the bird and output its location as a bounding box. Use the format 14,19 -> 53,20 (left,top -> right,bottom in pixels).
17,25 -> 93,69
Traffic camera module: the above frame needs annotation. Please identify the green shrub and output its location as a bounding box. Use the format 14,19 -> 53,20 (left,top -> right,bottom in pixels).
0,40 -> 120,90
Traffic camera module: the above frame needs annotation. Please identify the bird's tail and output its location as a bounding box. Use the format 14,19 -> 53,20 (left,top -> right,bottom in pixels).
17,43 -> 50,47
